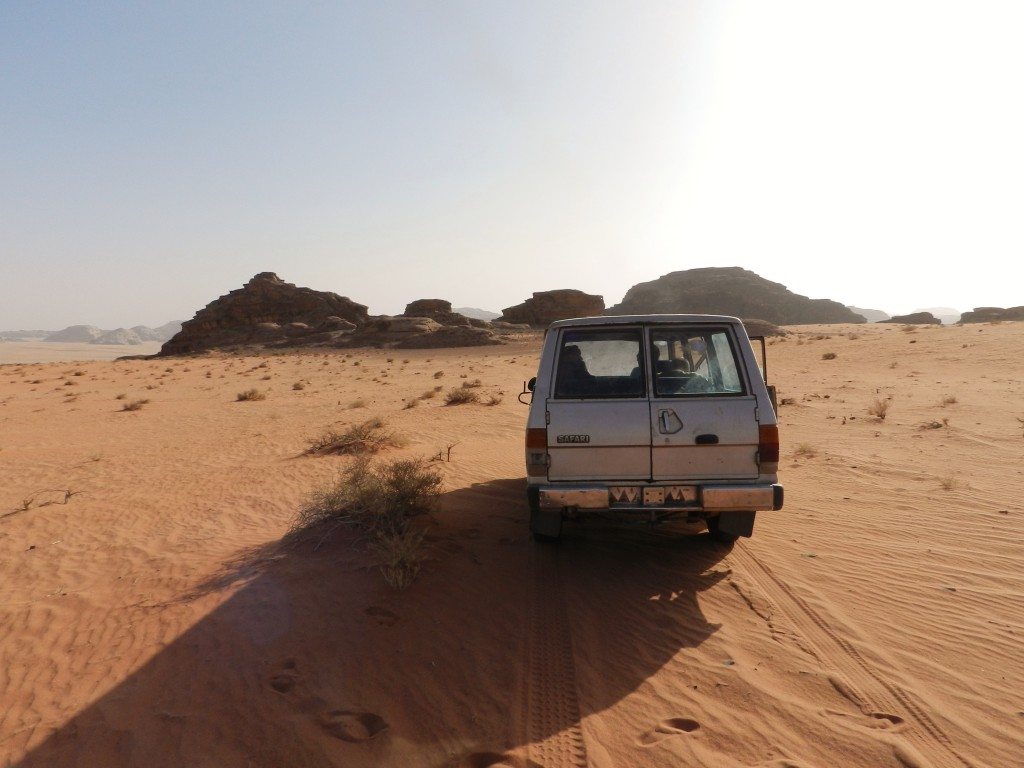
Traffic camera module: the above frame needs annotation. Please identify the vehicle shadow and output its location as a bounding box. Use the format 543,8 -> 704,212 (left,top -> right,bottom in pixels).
12,477 -> 732,768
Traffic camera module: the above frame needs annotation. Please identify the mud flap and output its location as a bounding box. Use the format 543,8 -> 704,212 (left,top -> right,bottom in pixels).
527,486 -> 563,540
716,511 -> 756,538
530,508 -> 563,539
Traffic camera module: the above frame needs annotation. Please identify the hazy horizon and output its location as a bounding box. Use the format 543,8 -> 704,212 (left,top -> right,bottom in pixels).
3,2 -> 1022,329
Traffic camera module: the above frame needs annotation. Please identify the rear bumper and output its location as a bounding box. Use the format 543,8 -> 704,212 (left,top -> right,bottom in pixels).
536,483 -> 783,513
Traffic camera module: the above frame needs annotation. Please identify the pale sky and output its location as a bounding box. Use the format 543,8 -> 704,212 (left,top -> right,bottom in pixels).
2,1 -> 1022,329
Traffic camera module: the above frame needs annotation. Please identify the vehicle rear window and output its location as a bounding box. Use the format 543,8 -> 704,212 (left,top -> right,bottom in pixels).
650,328 -> 745,397
553,329 -> 645,399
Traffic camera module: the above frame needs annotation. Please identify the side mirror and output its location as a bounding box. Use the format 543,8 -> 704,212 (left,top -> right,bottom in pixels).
519,378 -> 536,405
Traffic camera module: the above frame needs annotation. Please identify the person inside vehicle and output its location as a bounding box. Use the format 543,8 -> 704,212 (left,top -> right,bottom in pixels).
556,344 -> 596,397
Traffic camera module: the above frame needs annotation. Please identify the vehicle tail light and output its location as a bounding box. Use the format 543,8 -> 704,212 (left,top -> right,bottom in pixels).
758,424 -> 779,471
526,428 -> 548,477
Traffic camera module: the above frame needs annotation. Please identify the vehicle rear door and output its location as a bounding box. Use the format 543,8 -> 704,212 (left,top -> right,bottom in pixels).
546,326 -> 651,481
646,324 -> 760,481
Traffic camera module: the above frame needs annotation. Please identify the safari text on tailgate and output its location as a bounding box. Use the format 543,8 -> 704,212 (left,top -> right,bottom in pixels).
556,434 -> 590,444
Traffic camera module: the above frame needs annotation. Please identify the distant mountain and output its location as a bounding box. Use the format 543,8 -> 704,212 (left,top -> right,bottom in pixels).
913,307 -> 961,325
607,267 -> 865,324
42,321 -> 183,345
453,307 -> 500,321
0,330 -> 51,341
847,305 -> 890,322
44,325 -> 104,342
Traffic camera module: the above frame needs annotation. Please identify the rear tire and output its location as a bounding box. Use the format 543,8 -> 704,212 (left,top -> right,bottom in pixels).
705,514 -> 740,544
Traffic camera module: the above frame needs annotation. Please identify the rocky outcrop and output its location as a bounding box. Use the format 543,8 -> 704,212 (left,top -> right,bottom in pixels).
959,306 -> 1024,323
401,299 -> 488,328
344,316 -> 501,349
881,312 -> 941,325
499,290 -> 604,327
847,306 -> 890,323
914,307 -> 961,325
161,273 -> 369,355
606,268 -> 865,325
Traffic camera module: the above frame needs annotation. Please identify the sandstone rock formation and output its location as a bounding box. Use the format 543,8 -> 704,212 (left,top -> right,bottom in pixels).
344,316 -> 500,349
914,307 -> 961,325
402,300 -> 488,328
498,290 -> 604,327
881,312 -> 941,325
161,273 -> 369,355
606,268 -> 865,325
131,322 -> 183,342
959,306 -> 1024,323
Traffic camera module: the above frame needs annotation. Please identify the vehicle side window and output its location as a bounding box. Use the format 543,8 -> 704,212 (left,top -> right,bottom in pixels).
553,329 -> 645,399
650,328 -> 745,397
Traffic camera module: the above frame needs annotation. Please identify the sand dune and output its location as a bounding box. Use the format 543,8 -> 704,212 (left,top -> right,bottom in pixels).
1,323 -> 1021,767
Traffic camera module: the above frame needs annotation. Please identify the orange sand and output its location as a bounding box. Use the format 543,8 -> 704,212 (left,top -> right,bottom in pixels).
1,322 -> 1021,767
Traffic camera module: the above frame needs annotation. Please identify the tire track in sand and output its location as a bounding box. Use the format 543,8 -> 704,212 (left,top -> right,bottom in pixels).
730,542 -> 976,768
522,546 -> 588,768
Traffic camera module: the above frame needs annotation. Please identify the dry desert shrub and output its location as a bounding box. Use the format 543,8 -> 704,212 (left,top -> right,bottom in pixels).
484,394 -> 503,406
293,381 -> 305,391
821,352 -> 837,360
940,395 -> 957,406
294,457 -> 442,588
306,418 -> 400,455
418,389 -> 437,400
794,443 -> 817,458
461,379 -> 483,389
939,476 -> 958,491
403,399 -> 419,409
121,398 -> 150,412
349,398 -> 367,409
868,398 -> 891,420
236,388 -> 266,402
433,371 -> 445,379
444,387 -> 479,405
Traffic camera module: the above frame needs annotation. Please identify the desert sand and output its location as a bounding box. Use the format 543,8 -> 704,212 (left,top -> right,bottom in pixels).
0,341 -> 163,365
0,322 -> 1021,768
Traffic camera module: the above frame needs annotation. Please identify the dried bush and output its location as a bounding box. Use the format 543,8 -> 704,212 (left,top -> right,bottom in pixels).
403,399 -> 419,409
484,394 -> 503,406
294,457 -> 442,589
868,398 -> 890,420
940,395 -> 957,406
349,398 -> 367,409
306,418 -> 400,455
444,388 -> 479,405
821,352 -> 837,360
461,379 -> 483,389
794,443 -> 817,458
293,381 -> 305,391
121,398 -> 150,412
236,389 -> 266,402
418,389 -> 437,400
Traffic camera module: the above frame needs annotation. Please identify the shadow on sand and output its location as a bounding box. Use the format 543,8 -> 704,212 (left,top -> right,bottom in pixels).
14,477 -> 732,768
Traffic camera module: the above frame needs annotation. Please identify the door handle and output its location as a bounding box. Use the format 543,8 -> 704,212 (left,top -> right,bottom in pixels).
658,409 -> 684,434
695,433 -> 719,445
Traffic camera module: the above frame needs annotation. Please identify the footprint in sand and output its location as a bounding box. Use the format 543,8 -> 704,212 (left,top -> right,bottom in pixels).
638,717 -> 701,745
268,659 -> 299,693
364,605 -> 398,626
868,711 -> 905,729
318,710 -> 388,742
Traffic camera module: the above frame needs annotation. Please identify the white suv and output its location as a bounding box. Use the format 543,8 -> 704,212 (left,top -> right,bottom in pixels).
521,315 -> 782,542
